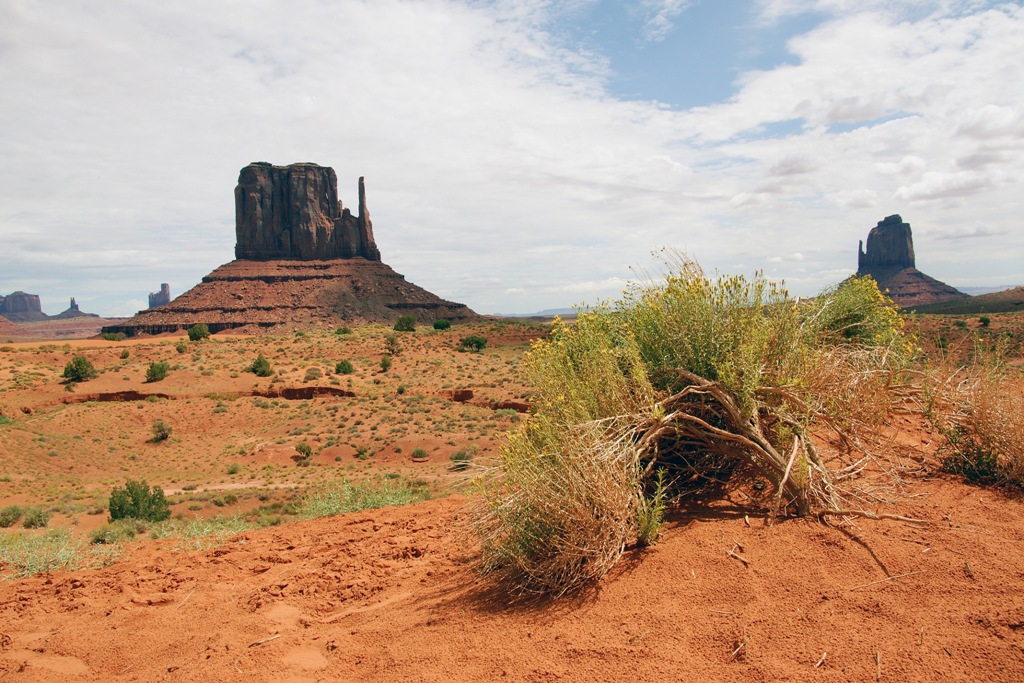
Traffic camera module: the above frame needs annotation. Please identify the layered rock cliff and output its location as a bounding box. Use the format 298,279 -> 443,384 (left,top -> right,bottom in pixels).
0,291 -> 48,322
234,163 -> 380,261
856,214 -> 967,308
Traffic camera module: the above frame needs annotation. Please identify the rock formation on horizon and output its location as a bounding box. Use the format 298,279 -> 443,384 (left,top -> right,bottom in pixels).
149,284 -> 171,309
856,214 -> 967,308
53,296 -> 99,320
0,291 -> 48,322
104,162 -> 477,337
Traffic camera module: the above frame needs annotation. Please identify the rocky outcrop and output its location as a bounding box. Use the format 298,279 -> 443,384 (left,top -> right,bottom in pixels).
856,215 -> 967,308
0,291 -> 48,322
104,162 -> 478,337
149,284 -> 171,309
53,297 -> 98,320
235,163 -> 380,261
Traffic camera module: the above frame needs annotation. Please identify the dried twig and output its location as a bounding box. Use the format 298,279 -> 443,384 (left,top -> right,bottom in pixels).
175,586 -> 196,610
727,545 -> 750,567
248,634 -> 281,648
849,569 -> 927,591
732,636 -> 748,659
875,650 -> 881,681
814,652 -> 827,668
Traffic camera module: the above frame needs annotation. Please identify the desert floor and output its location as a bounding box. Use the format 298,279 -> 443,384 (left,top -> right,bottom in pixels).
1,316 -> 1023,681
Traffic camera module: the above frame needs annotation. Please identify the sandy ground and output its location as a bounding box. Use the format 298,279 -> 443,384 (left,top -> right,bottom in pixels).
1,466 -> 1023,682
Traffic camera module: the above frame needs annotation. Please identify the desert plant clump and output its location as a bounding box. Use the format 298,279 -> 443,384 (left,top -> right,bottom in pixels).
303,367 -> 323,382
108,479 -> 171,522
394,314 -> 416,332
336,359 -> 355,375
151,419 -> 172,443
924,348 -> 1024,485
472,253 -> 918,595
249,353 -> 273,377
0,505 -> 24,528
384,332 -> 401,356
380,355 -> 392,372
175,341 -> 188,354
433,319 -> 451,331
979,315 -> 991,328
101,332 -> 123,341
21,506 -> 51,529
459,335 -> 487,353
295,442 -> 313,466
411,447 -> 429,461
188,323 -> 211,341
336,326 -> 352,335
62,356 -> 98,383
145,361 -> 170,383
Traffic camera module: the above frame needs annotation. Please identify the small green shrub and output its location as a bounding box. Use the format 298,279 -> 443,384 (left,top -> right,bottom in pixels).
450,445 -> 478,471
90,519 -> 146,544
175,341 -> 188,354
145,361 -> 170,383
411,448 -> 429,460
296,442 -> 313,459
151,419 -> 172,442
0,505 -> 24,528
955,320 -> 968,329
108,479 -> 171,522
336,326 -> 352,335
433,319 -> 451,331
336,359 -> 355,374
120,349 -> 130,359
303,367 -> 323,382
21,507 -> 50,529
101,332 -> 123,342
62,356 -> 97,382
250,353 -> 273,377
385,332 -> 401,355
459,335 -> 488,353
393,315 -> 416,332
226,463 -> 241,475
380,355 -> 392,372
979,315 -> 991,328
188,323 -> 211,341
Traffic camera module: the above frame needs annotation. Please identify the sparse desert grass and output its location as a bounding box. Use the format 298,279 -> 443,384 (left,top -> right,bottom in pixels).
0,528 -> 122,579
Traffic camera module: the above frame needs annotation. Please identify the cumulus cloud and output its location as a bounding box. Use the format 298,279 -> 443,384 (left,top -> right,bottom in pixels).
0,1 -> 1021,315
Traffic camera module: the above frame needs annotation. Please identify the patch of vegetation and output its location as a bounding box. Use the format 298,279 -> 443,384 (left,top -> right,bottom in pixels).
300,479 -> 428,519
145,360 -> 170,382
175,341 -> 188,354
62,356 -> 98,382
411,447 -> 429,460
450,445 -> 478,471
471,255 -> 915,595
433,319 -> 451,331
336,359 -> 355,375
0,505 -> 24,528
188,323 -> 211,341
0,529 -> 121,578
393,314 -> 417,332
101,332 -> 123,342
250,353 -> 273,377
303,367 -> 323,382
109,479 -> 171,522
380,355 -> 392,372
459,335 -> 488,353
336,326 -> 352,335
150,419 -> 172,443
21,506 -> 50,529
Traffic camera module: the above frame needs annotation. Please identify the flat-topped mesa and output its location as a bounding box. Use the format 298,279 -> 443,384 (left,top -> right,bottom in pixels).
858,214 -> 915,273
234,162 -> 380,261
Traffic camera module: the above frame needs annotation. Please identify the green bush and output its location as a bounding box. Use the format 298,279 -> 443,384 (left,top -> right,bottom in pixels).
336,326 -> 352,335
472,253 -> 914,595
120,349 -> 130,359
380,355 -> 392,372
979,315 -> 991,328
151,419 -> 172,442
336,359 -> 355,374
459,335 -> 487,353
145,361 -> 170,383
450,445 -> 478,471
21,507 -> 50,529
250,353 -> 273,377
433,319 -> 451,331
62,356 -> 98,382
90,519 -> 145,544
393,314 -> 416,332
108,479 -> 171,522
187,323 -> 211,341
0,505 -> 23,528
411,448 -> 429,460
385,332 -> 401,355
303,367 -> 323,382
175,341 -> 188,354
296,442 -> 313,459
955,319 -> 968,329
101,332 -> 123,341
226,463 -> 241,475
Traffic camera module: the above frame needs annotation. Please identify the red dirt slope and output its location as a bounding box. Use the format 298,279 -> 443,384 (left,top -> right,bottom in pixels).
2,471 -> 1024,682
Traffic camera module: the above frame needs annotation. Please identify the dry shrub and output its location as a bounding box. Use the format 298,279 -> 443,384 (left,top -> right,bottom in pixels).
925,344 -> 1024,484
472,253 -> 917,595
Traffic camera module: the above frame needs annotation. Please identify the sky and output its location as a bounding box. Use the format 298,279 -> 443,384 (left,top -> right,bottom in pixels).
1,0 -> 1021,317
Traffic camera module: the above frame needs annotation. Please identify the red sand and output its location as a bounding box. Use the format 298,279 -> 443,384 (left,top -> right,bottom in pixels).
2,472 -> 1024,682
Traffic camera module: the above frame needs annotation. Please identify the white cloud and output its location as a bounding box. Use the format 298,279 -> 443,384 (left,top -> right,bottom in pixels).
639,0 -> 693,41
0,1 -> 1021,316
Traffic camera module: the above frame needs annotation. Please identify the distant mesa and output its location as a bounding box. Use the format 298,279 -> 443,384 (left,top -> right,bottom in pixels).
0,292 -> 98,323
0,291 -> 47,322
149,284 -> 171,309
104,162 -> 478,337
856,214 -> 968,308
